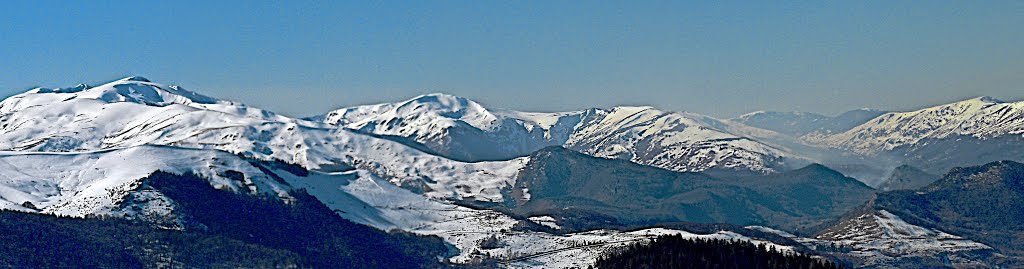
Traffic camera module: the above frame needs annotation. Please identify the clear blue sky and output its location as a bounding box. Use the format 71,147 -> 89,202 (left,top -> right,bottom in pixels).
1,1 -> 1021,117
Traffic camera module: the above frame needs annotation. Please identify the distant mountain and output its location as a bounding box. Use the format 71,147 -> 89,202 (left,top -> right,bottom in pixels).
316,94 -> 799,174
876,164 -> 938,191
733,108 -> 886,137
818,97 -> 1024,173
506,147 -> 873,231
563,106 -> 796,174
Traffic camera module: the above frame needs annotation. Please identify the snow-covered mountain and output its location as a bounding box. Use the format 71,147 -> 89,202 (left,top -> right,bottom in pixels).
316,94 -> 799,173
312,93 -> 587,161
0,78 -> 813,268
564,106 -> 794,173
816,96 -> 1024,173
0,77 -> 526,203
822,96 -> 1024,153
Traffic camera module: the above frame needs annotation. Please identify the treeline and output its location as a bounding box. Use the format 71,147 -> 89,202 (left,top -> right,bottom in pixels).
593,235 -> 843,269
0,171 -> 451,268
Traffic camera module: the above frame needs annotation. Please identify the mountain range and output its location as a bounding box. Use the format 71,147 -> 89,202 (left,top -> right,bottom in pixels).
0,77 -> 1021,268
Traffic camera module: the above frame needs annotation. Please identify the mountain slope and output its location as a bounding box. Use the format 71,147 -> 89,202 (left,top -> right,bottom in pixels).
872,161 -> 1024,259
0,170 -> 451,269
564,106 -> 794,173
876,164 -> 938,191
794,160 -> 1024,268
0,146 -> 292,224
508,147 -> 873,231
819,97 -> 1024,173
808,208 -> 998,268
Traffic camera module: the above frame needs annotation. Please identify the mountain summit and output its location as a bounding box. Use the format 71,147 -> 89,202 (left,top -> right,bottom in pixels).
26,76 -> 221,107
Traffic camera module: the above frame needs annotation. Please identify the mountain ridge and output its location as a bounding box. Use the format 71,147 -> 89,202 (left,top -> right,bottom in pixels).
316,92 -> 800,174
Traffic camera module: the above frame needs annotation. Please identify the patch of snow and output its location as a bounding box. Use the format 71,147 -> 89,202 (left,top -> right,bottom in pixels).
527,216 -> 560,230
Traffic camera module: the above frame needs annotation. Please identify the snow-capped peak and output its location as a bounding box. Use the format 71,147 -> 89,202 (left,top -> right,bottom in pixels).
972,96 -> 1003,104
403,93 -> 480,111
318,92 -> 497,129
81,76 -> 222,106
20,76 -> 223,108
389,92 -> 499,129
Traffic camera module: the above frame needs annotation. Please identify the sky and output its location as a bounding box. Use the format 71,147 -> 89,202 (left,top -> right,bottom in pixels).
0,1 -> 1021,118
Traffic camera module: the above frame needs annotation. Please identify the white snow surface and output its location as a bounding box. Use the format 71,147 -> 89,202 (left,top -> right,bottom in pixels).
527,216 -> 561,230
565,106 -> 791,173
0,146 -> 291,219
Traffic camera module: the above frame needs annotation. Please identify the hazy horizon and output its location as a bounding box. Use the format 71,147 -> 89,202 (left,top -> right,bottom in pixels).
2,1 -> 1020,118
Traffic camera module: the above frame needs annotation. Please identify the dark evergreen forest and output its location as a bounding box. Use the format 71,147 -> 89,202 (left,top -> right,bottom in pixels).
594,235 -> 844,269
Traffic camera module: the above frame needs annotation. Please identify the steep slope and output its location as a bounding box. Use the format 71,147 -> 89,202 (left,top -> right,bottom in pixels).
733,108 -> 885,137
875,165 -> 938,191
317,94 -> 798,174
819,97 -> 1024,173
508,147 -> 873,231
0,78 -> 526,203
